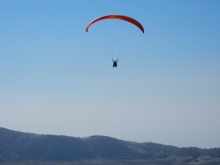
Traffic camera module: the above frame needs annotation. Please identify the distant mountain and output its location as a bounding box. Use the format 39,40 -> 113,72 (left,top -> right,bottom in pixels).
0,127 -> 220,164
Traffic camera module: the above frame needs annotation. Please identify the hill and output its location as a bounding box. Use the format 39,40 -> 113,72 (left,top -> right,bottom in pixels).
0,127 -> 220,165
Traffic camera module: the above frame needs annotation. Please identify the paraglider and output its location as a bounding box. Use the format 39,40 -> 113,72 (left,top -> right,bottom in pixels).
112,59 -> 118,68
86,14 -> 144,33
86,14 -> 144,68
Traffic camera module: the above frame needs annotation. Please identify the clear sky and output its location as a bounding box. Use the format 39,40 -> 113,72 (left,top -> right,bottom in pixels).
1,0 -> 220,149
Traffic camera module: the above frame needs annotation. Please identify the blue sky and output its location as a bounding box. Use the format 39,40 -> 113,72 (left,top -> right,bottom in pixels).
1,0 -> 220,148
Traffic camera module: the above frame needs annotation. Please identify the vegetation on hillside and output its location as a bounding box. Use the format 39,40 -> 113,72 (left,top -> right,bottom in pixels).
0,127 -> 220,164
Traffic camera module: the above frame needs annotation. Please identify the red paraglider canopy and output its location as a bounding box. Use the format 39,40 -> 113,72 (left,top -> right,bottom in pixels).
86,14 -> 144,33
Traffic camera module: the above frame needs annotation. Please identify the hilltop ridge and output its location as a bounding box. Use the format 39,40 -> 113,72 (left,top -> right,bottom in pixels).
0,127 -> 220,164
